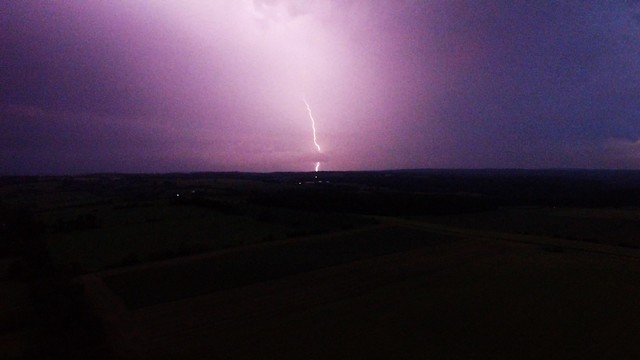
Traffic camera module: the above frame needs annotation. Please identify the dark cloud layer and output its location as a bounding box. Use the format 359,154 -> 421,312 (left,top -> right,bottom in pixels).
1,0 -> 639,174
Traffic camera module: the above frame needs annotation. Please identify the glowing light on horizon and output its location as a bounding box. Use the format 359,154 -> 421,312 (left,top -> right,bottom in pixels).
303,96 -> 322,172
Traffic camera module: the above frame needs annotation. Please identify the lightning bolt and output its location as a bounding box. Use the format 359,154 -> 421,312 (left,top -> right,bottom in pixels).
303,96 -> 322,172
303,97 -> 321,152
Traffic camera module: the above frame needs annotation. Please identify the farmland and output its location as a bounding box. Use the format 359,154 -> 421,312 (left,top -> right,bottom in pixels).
2,170 -> 640,358
91,219 -> 640,359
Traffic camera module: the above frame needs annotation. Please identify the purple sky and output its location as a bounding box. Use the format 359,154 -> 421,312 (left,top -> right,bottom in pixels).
1,0 -> 640,174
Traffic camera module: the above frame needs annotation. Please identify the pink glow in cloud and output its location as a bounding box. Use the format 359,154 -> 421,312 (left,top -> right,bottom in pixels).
92,0 -> 440,171
0,1 -> 449,173
3,1 -> 640,174
144,0 -> 402,170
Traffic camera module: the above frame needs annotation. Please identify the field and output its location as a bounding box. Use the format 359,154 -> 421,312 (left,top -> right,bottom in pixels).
102,225 -> 454,309
2,170 -> 640,358
89,219 -> 640,359
414,206 -> 640,247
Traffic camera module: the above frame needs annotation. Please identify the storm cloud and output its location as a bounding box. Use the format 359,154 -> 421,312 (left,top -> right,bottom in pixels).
1,1 -> 639,174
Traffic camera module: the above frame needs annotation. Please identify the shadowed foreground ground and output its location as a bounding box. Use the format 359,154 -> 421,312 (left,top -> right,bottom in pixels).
85,220 -> 640,359
4,171 -> 640,358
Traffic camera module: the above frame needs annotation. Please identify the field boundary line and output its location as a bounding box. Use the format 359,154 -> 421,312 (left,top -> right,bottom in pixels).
376,216 -> 640,261
93,223 -> 390,278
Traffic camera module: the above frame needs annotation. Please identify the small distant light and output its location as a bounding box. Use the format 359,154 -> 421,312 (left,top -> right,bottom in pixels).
176,193 -> 180,197
298,182 -> 302,185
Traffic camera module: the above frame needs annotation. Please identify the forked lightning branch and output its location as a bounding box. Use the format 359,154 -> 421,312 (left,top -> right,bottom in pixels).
303,96 -> 322,172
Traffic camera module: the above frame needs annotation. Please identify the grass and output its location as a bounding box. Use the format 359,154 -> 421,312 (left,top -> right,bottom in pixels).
44,199 -> 376,272
117,228 -> 640,359
46,205 -> 289,272
102,226 -> 454,309
413,206 -> 640,247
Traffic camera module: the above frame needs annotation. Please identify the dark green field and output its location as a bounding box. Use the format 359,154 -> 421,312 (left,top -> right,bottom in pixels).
2,170 -> 640,359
